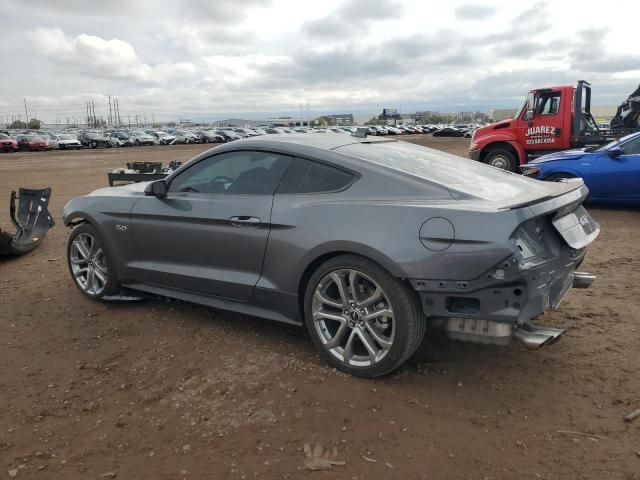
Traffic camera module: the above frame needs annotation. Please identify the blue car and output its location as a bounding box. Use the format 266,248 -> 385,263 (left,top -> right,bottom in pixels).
521,132 -> 640,205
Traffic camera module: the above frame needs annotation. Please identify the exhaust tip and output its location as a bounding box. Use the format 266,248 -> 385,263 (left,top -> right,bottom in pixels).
514,324 -> 565,349
573,272 -> 595,289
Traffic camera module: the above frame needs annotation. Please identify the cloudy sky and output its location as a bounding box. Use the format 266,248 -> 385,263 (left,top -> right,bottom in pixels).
1,0 -> 639,123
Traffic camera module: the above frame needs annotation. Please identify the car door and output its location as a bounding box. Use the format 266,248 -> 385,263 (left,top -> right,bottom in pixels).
517,90 -> 566,151
128,150 -> 293,300
590,136 -> 640,201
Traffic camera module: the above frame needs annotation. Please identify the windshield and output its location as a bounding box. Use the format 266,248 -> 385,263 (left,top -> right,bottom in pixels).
515,92 -> 534,119
59,134 -> 75,140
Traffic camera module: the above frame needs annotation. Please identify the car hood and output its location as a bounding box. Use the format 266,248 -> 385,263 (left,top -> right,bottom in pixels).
530,148 -> 590,164
87,181 -> 151,197
472,119 -> 512,138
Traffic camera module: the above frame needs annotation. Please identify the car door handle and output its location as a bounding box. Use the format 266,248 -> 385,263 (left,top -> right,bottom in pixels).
229,216 -> 261,227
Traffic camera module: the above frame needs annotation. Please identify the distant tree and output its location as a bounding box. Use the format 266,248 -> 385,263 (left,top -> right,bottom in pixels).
167,121 -> 177,127
9,119 -> 27,129
27,118 -> 42,129
314,116 -> 335,126
365,115 -> 387,126
415,113 -> 456,124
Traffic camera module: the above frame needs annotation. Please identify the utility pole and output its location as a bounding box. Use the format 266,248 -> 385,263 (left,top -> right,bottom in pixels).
23,98 -> 29,125
108,96 -> 113,125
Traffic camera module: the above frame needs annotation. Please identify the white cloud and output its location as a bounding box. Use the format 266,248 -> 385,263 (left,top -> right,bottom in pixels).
0,0 -> 638,122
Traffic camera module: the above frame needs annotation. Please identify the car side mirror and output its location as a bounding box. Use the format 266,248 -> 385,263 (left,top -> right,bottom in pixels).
524,109 -> 535,121
608,146 -> 623,159
145,180 -> 167,198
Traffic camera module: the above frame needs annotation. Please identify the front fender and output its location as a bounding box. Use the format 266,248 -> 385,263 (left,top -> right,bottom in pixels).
62,196 -> 137,280
473,132 -> 526,165
539,166 -> 584,180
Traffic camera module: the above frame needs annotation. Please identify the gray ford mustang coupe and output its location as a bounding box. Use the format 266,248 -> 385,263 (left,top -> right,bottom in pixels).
63,135 -> 598,377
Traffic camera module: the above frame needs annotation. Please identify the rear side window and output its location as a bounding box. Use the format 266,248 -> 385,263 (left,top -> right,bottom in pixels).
277,158 -> 354,194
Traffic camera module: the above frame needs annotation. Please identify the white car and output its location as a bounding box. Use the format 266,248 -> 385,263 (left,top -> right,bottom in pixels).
49,133 -> 82,150
174,130 -> 200,144
150,131 -> 176,145
129,130 -> 155,146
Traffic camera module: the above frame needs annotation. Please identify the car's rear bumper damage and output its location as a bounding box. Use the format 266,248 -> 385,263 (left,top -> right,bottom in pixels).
410,197 -> 599,349
0,188 -> 55,256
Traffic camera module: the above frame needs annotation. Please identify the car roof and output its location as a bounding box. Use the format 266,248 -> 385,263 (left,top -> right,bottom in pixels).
225,133 -> 396,151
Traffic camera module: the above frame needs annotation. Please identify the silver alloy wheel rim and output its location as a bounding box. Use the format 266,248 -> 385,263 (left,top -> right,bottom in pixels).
69,233 -> 108,295
490,155 -> 509,170
312,269 -> 395,367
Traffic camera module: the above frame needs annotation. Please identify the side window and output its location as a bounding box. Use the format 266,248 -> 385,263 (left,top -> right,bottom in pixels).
620,137 -> 640,155
277,158 -> 354,194
168,151 -> 292,195
537,93 -> 561,115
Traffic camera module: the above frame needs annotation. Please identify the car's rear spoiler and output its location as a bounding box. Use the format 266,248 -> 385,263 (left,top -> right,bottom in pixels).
0,188 -> 55,256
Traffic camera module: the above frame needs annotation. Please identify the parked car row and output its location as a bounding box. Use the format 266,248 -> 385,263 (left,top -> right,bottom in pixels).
1,123 -> 482,153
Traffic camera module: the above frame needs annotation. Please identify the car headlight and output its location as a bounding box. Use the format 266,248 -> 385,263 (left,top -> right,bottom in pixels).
520,166 -> 540,177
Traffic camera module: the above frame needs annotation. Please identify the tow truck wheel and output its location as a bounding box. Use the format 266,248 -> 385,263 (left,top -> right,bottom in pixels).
484,148 -> 516,172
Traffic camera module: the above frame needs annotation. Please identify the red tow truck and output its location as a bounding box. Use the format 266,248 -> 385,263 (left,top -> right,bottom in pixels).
469,80 -> 640,171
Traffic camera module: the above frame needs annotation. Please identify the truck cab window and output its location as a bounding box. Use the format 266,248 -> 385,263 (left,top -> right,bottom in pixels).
537,93 -> 561,116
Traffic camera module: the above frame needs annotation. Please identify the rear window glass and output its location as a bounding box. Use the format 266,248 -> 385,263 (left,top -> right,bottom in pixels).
336,141 -> 513,184
278,158 -> 354,194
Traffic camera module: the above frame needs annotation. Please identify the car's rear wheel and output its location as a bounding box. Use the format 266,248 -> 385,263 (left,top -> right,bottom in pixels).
67,224 -> 119,299
304,255 -> 425,377
484,148 -> 517,172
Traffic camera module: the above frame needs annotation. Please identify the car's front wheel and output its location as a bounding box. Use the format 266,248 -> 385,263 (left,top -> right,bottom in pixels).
304,255 -> 425,377
67,224 -> 119,299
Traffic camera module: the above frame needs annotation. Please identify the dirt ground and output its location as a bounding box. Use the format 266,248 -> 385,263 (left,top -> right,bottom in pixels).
0,136 -> 638,480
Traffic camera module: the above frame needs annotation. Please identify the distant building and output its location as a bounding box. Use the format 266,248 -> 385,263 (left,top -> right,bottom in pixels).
217,118 -> 266,128
398,114 -> 416,125
326,114 -> 354,125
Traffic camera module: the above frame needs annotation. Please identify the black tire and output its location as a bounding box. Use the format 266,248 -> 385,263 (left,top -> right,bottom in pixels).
484,148 -> 517,172
67,223 -> 120,300
545,173 -> 576,182
90,141 -> 97,149
304,254 -> 426,378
